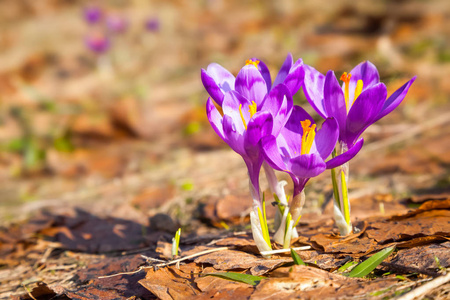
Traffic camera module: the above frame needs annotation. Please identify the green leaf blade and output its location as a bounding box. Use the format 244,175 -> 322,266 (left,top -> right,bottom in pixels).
290,248 -> 306,266
203,272 -> 265,286
348,246 -> 395,278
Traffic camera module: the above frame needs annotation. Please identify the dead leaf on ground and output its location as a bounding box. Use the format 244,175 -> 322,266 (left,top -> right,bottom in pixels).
251,265 -> 400,300
391,242 -> 450,271
139,262 -> 202,300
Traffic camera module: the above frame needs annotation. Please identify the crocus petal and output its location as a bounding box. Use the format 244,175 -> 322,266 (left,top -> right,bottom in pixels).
323,71 -> 347,140
235,65 -> 268,106
260,84 -> 293,136
261,135 -> 290,173
273,53 -> 293,88
325,138 -> 364,169
206,97 -> 225,140
315,117 -> 339,160
373,76 -> 416,123
246,111 -> 273,146
202,63 -> 235,106
222,114 -> 245,156
256,59 -> 272,92
282,58 -> 305,96
345,83 -> 387,146
289,153 -> 326,179
347,61 -> 380,102
302,64 -> 327,118
222,91 -> 249,135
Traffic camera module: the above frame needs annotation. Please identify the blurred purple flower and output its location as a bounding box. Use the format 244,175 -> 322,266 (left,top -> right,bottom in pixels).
85,32 -> 110,54
83,6 -> 102,24
201,54 -> 304,107
302,61 -> 416,147
145,17 -> 160,32
106,14 -> 129,34
261,106 -> 363,197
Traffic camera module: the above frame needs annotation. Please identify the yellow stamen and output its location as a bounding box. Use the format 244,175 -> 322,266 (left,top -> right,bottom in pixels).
245,59 -> 260,68
300,119 -> 316,155
239,104 -> 247,130
248,101 -> 257,118
340,72 -> 351,112
354,79 -> 363,102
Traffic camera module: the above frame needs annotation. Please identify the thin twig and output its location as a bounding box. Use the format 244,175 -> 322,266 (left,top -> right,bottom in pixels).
260,246 -> 311,256
396,272 -> 450,300
153,247 -> 229,267
98,247 -> 229,279
381,262 -> 441,278
21,284 -> 37,300
140,255 -> 165,263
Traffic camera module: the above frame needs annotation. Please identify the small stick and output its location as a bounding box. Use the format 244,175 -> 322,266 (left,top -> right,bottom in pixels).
396,272 -> 450,300
98,247 -> 229,279
260,246 -> 311,256
381,262 -> 441,278
140,255 -> 165,263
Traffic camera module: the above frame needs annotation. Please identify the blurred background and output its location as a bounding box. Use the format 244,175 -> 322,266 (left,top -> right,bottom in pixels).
0,0 -> 449,227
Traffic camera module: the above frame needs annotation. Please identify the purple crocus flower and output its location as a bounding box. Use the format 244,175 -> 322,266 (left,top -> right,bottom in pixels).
145,17 -> 160,32
85,31 -> 110,54
106,14 -> 129,34
83,6 -> 102,24
261,106 -> 364,198
201,54 -> 304,107
302,61 -> 416,146
206,82 -> 293,202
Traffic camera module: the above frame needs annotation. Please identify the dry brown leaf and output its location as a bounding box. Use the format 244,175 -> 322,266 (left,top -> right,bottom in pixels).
139,262 -> 202,300
251,265 -> 399,300
391,242 -> 450,271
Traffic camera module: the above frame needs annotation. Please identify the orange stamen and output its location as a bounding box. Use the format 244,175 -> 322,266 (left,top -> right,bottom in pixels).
340,72 -> 351,112
245,59 -> 260,68
300,119 -> 316,155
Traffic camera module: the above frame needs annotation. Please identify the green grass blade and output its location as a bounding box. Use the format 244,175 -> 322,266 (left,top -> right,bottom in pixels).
290,248 -> 306,265
338,261 -> 358,272
203,272 -> 265,286
348,246 -> 395,278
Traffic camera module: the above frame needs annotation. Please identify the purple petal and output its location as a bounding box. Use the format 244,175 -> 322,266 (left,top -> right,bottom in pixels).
373,76 -> 416,122
206,98 -> 225,141
283,58 -> 305,96
302,64 -> 327,118
201,69 -> 224,106
235,65 -> 268,106
347,61 -> 380,103
246,112 -> 273,146
315,117 -> 339,160
222,114 -> 245,156
201,63 -> 236,106
345,83 -> 387,145
260,84 -> 293,136
222,91 -> 250,134
261,135 -> 289,172
256,59 -> 272,92
326,138 -> 364,169
323,71 -> 347,140
273,53 -> 293,88
289,153 -> 326,179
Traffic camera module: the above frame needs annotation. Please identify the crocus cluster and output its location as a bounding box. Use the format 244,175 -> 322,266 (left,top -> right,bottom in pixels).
83,5 -> 160,54
202,55 -> 415,255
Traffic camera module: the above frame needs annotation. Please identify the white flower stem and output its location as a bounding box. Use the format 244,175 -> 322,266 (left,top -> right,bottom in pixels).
331,143 -> 352,236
